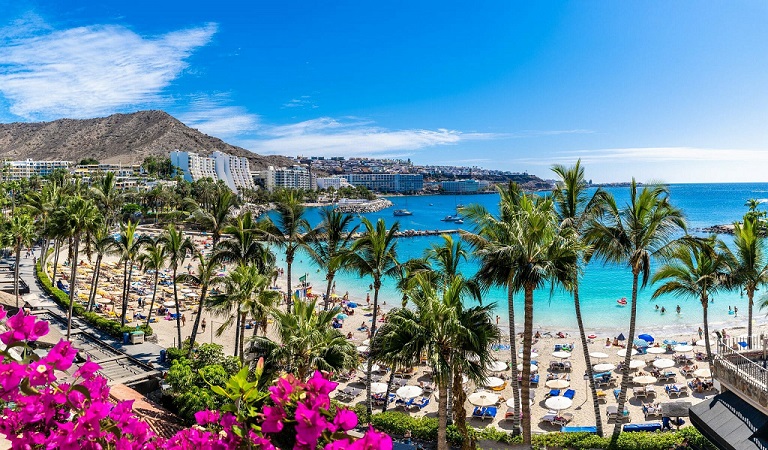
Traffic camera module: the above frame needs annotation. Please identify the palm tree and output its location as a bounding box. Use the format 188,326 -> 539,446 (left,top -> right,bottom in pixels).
137,238 -> 167,327
115,221 -> 149,326
85,225 -> 117,312
719,215 -> 768,348
160,225 -> 195,349
461,183 -> 525,434
176,251 -> 223,354
306,208 -> 358,310
425,234 -> 481,301
551,160 -> 609,436
217,212 -> 275,272
255,191 -> 311,313
25,181 -> 59,263
7,214 -> 36,308
653,238 -> 728,361
346,217 -> 400,417
192,188 -> 235,247
54,196 -> 102,340
251,298 -> 357,380
90,171 -> 123,226
586,180 -> 685,440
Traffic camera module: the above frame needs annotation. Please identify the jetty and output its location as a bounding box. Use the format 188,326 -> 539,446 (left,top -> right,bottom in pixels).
333,198 -> 393,213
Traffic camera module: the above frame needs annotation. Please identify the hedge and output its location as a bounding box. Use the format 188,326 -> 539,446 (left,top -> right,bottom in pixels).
363,408 -> 715,450
35,262 -> 153,338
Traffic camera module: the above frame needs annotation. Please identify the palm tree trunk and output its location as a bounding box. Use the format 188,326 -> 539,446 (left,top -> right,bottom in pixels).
520,287 -> 534,445
323,272 -> 333,311
507,284 -> 521,434
187,286 -> 207,355
748,289 -> 754,349
612,271 -> 639,441
52,239 -> 61,284
365,281 -> 381,418
14,244 -> 20,308
239,311 -> 247,360
173,267 -> 182,349
437,379 -> 449,450
382,365 -> 396,413
703,299 -> 713,362
120,261 -> 129,326
286,254 -> 293,313
452,365 -> 471,450
574,281 -> 604,436
66,236 -> 80,341
87,255 -> 103,312
146,272 -> 159,327
234,310 -> 241,358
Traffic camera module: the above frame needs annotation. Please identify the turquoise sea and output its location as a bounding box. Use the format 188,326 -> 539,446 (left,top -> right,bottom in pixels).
270,183 -> 768,336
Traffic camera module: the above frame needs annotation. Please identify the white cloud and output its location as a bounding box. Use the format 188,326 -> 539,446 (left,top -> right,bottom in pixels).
178,94 -> 260,138
0,22 -> 217,119
562,147 -> 768,164
282,95 -> 317,109
238,117 -> 497,158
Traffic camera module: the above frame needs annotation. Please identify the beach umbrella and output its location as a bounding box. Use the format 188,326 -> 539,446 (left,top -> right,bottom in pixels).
653,358 -> 675,369
97,297 -> 112,304
646,347 -> 667,354
674,344 -> 694,353
370,382 -> 388,394
552,351 -> 571,359
629,359 -> 646,370
633,339 -> 650,348
545,396 -> 573,412
356,346 -> 369,353
359,363 -> 379,373
336,313 -> 348,320
486,360 -> 508,372
482,376 -> 505,388
506,397 -> 533,408
163,301 -> 175,308
517,363 -> 538,373
519,350 -> 539,359
347,302 -> 358,308
396,386 -> 423,399
590,352 -> 609,360
695,339 -> 706,347
693,368 -> 712,378
468,392 -> 499,407
663,339 -> 678,346
617,348 -> 638,357
638,334 -> 655,343
545,379 -> 570,389
594,363 -> 616,372
632,375 -> 658,385
617,333 -> 626,341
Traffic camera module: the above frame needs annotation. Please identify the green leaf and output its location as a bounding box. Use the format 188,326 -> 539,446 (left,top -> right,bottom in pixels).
70,384 -> 92,402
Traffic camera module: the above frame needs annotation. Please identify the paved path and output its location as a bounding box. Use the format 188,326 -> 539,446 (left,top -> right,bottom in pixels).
19,251 -> 169,369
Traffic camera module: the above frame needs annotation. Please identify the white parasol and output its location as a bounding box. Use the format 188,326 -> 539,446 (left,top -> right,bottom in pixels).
482,376 -> 505,388
356,346 -> 369,353
468,391 -> 499,407
517,363 -> 539,373
552,351 -> 572,359
545,379 -> 570,389
693,368 -> 712,378
632,375 -> 658,385
674,344 -> 694,353
545,396 -> 573,412
617,348 -> 639,357
589,352 -> 609,360
594,363 -> 616,372
163,301 -> 176,308
370,382 -> 388,394
653,358 -> 675,369
487,360 -> 508,372
629,359 -> 646,369
646,347 -> 667,354
359,363 -> 379,373
396,385 -> 423,399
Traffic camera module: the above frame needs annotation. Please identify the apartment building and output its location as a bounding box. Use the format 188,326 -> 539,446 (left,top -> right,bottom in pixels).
341,173 -> 423,193
315,176 -> 352,190
2,159 -> 71,180
441,179 -> 480,193
170,150 -> 254,193
260,165 -> 312,191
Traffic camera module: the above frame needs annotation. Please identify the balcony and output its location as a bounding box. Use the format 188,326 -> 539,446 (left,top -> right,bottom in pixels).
712,337 -> 768,413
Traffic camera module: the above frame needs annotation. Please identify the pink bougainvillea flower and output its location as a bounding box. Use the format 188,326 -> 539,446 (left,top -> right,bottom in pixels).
294,402 -> 329,447
0,310 -> 48,344
261,405 -> 285,434
331,408 -> 358,432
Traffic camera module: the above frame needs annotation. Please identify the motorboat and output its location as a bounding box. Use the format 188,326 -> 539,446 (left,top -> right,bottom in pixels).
393,209 -> 413,216
617,297 -> 627,306
441,215 -> 462,222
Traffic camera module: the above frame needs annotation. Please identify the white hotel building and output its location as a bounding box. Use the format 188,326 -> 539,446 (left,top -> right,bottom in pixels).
170,150 -> 255,193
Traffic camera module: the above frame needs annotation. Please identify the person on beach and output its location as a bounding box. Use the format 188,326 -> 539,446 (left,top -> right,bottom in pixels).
698,327 -> 703,339
496,315 -> 500,325
201,318 -> 206,333
734,306 -> 738,317
676,305 -> 681,314
181,314 -> 186,327
366,293 -> 370,306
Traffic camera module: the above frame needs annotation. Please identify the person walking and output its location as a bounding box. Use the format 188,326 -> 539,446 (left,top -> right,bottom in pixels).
201,318 -> 207,333
181,314 -> 186,327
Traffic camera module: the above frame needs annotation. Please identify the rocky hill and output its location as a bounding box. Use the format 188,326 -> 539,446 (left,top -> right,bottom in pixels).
0,110 -> 294,170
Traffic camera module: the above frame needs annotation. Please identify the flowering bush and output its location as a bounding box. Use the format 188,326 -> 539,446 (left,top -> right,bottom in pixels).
0,306 -> 392,449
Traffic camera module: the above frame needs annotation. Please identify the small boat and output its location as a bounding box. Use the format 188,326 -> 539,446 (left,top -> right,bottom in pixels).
393,209 -> 413,216
454,219 -> 464,224
441,215 -> 462,222
617,297 -> 627,306
456,203 -> 464,209
429,203 -> 433,206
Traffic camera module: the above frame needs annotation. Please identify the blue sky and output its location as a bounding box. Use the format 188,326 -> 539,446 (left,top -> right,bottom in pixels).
1,1 -> 767,183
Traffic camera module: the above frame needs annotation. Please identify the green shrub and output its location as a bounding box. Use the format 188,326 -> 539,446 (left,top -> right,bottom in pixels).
35,262 -> 153,338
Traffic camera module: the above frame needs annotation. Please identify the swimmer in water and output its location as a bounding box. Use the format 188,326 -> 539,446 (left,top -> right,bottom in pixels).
676,305 -> 681,314
661,306 -> 666,314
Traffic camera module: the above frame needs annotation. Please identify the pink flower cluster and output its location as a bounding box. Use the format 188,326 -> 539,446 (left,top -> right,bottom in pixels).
0,307 -> 392,449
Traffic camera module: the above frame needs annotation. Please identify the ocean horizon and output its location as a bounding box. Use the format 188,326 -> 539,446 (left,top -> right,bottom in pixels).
269,182 -> 768,338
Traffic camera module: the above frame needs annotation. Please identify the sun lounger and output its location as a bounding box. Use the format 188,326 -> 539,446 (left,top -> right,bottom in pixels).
472,406 -> 497,420
530,374 -> 540,386
644,385 -> 656,396
623,422 -> 662,432
554,413 -> 574,427
540,413 -> 558,425
561,426 -> 598,434
665,383 -> 688,398
606,405 -> 631,423
545,389 -> 561,399
642,403 -> 662,419
563,389 -> 576,400
411,397 -> 430,411
596,389 -> 607,403
633,387 -> 647,398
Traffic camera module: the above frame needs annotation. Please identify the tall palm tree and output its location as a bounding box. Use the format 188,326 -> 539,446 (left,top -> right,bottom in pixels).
115,221 -> 149,326
25,181 -> 59,264
306,208 -> 358,310
586,180 -> 685,440
160,225 -> 195,349
7,214 -> 36,308
217,212 -> 275,272
90,171 -> 123,226
85,225 -> 117,312
137,238 -> 168,327
425,234 -> 482,301
251,298 -> 357,380
719,215 -> 768,348
462,183 -> 525,434
346,217 -> 400,417
255,191 -> 311,313
653,238 -> 728,361
192,188 -> 235,247
176,251 -> 223,354
54,196 -> 102,340
551,160 -> 609,436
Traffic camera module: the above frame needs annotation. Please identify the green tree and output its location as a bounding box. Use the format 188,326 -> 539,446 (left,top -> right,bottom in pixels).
137,238 -> 168,327
586,180 -> 685,441
346,217 -> 400,417
653,238 -> 728,361
306,208 -> 358,310
85,225 -> 117,312
161,225 -> 195,349
115,221 -> 149,327
176,251 -> 222,354
719,215 -> 768,347
192,189 -> 236,247
7,214 -> 36,308
90,171 -> 123,226
217,212 -> 275,272
251,298 -> 357,380
551,160 -> 610,436
256,191 -> 312,313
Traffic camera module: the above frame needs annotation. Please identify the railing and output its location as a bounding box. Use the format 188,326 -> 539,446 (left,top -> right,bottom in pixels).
713,338 -> 768,401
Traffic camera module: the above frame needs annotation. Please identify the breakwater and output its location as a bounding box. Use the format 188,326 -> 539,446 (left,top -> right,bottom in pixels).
333,198 -> 393,213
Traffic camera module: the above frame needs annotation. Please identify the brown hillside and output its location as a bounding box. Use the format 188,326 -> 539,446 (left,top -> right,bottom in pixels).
0,110 -> 295,170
